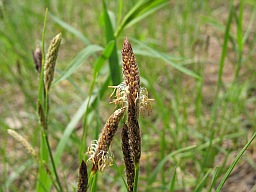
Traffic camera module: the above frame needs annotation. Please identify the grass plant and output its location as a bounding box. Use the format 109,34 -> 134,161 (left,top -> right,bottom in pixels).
1,0 -> 256,191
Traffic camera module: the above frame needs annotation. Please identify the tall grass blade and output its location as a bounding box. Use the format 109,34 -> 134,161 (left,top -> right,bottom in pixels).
131,38 -> 200,79
102,0 -> 121,85
193,169 -> 211,192
93,41 -> 115,77
124,1 -> 168,30
169,168 -> 176,192
50,13 -> 90,45
215,132 -> 256,192
234,2 -> 243,80
53,45 -> 103,85
115,0 -> 168,37
216,5 -> 233,97
209,166 -> 220,191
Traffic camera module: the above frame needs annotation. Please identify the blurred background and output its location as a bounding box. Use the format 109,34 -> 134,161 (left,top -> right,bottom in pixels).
0,0 -> 255,191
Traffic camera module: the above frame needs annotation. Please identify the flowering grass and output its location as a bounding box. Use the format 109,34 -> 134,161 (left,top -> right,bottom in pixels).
1,1 -> 256,191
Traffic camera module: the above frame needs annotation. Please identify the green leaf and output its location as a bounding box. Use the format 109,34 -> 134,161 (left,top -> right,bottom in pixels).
194,169 -> 211,192
131,38 -> 201,79
102,0 -> 121,85
53,45 -> 103,85
169,168 -> 177,192
124,1 -> 168,30
115,0 -> 168,37
54,76 -> 111,168
93,40 -> 115,77
54,95 -> 96,167
50,13 -> 90,45
216,4 -> 234,97
215,132 -> 256,192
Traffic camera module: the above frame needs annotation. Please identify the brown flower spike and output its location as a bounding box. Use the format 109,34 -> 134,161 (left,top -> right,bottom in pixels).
122,37 -> 140,118
87,107 -> 126,173
122,123 -> 135,192
77,160 -> 88,192
122,37 -> 141,164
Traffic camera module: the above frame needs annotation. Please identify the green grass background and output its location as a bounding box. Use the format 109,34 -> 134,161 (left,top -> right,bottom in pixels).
0,0 -> 256,191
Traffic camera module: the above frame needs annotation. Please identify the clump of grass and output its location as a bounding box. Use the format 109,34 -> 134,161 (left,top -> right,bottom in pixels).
86,37 -> 154,192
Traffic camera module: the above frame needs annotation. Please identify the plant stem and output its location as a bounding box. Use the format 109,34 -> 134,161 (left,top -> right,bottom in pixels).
133,163 -> 140,192
44,92 -> 64,192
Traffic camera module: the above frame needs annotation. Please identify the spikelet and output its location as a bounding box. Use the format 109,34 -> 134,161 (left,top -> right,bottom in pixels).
32,47 -> 42,73
122,37 -> 140,113
44,33 -> 62,92
8,129 -> 37,160
87,107 -> 126,173
139,87 -> 154,117
108,82 -> 127,107
109,85 -> 154,117
122,37 -> 141,164
127,99 -> 141,164
77,160 -> 88,192
122,123 -> 134,192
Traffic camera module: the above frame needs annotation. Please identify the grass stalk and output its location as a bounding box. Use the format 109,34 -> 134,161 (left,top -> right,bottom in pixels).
215,4 -> 234,98
216,132 -> 256,191
133,163 -> 140,192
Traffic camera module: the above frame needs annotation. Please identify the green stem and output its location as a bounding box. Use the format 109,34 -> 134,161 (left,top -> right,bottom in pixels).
89,172 -> 97,192
216,132 -> 256,192
44,92 -> 63,192
44,134 -> 63,192
133,163 -> 140,192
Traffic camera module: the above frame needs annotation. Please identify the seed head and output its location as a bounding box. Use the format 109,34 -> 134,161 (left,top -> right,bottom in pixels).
44,33 -> 62,92
8,129 -> 37,160
127,100 -> 141,164
122,37 -> 140,106
122,123 -> 135,192
77,160 -> 88,192
87,107 -> 126,173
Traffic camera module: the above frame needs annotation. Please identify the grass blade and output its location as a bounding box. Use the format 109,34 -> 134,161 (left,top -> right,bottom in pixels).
148,145 -> 196,185
209,166 -> 220,191
169,168 -> 177,192
102,0 -> 121,85
54,96 -> 95,167
115,0 -> 168,37
193,169 -> 211,192
215,4 -> 233,97
53,45 -> 103,85
54,76 -> 110,167
131,38 -> 200,79
215,132 -> 256,192
50,13 -> 90,45
93,41 -> 115,77
124,1 -> 168,30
